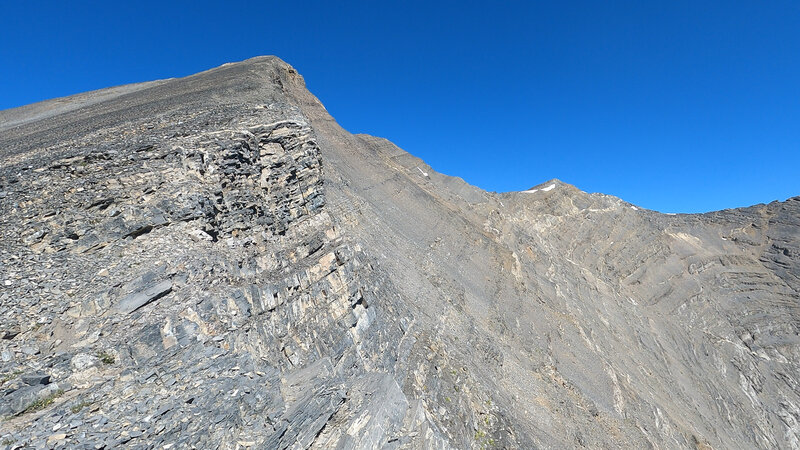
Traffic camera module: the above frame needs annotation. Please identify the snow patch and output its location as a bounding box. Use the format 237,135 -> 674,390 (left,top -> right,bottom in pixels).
630,206 -> 638,211
416,167 -> 429,177
523,183 -> 556,193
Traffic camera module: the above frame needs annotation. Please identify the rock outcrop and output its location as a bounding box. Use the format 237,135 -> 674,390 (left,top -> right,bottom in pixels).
1,56 -> 798,449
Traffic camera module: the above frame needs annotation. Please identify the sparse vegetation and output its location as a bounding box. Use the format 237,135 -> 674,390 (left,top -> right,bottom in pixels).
21,389 -> 64,415
474,426 -> 497,449
0,370 -> 23,386
71,400 -> 93,414
97,351 -> 115,365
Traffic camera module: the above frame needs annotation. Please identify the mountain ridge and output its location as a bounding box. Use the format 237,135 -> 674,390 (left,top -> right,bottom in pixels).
2,55 -> 793,213
1,56 -> 799,449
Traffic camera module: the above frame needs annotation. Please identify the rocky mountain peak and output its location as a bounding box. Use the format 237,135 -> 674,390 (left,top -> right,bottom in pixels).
1,57 -> 798,449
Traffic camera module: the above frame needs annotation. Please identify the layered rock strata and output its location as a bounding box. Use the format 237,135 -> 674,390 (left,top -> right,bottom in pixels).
1,57 -> 799,449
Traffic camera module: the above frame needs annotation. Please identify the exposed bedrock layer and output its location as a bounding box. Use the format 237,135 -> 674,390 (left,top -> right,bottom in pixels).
1,56 -> 799,449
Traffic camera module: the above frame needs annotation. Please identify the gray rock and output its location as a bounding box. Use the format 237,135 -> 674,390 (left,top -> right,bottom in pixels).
2,326 -> 20,340
0,56 -> 797,449
0,383 -> 61,416
20,345 -> 38,356
21,373 -> 50,385
116,279 -> 173,314
70,354 -> 100,371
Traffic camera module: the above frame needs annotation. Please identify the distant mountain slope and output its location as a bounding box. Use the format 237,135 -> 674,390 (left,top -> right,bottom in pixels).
1,56 -> 798,449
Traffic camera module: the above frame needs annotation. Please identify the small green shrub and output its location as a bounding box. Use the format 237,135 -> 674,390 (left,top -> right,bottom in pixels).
70,401 -> 93,414
0,370 -> 23,386
21,389 -> 64,415
97,351 -> 115,365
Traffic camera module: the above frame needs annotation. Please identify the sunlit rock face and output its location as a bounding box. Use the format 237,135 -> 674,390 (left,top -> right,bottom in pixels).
1,56 -> 799,449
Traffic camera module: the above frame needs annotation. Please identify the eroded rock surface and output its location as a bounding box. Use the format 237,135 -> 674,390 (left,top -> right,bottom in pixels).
1,56 -> 799,449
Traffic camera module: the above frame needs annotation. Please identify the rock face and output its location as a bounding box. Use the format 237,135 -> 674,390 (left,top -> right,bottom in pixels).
0,56 -> 798,449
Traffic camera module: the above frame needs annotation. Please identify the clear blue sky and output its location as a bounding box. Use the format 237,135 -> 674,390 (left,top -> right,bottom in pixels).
1,1 -> 798,213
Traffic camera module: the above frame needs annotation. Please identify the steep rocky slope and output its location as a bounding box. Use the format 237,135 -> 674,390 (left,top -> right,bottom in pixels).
1,56 -> 798,449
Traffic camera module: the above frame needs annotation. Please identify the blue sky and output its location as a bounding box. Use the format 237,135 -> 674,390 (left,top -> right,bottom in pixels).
1,1 -> 798,213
